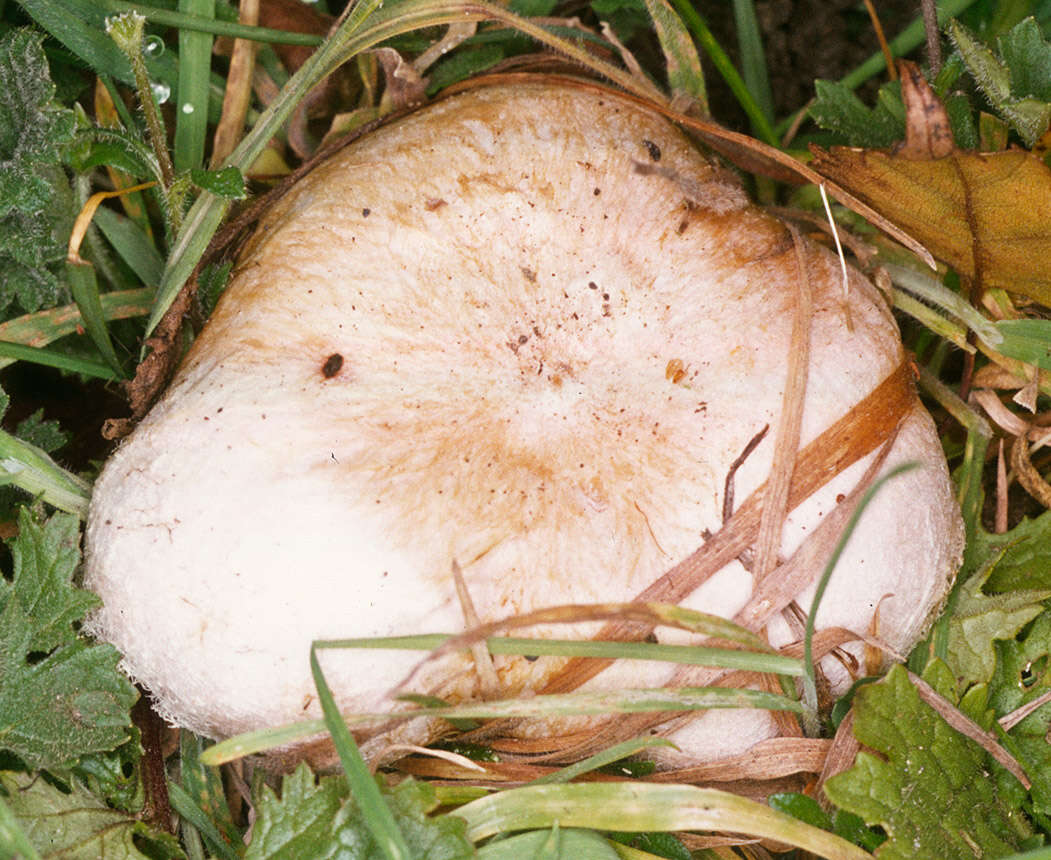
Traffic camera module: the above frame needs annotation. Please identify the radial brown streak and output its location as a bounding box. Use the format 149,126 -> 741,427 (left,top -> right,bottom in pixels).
540,361 -> 914,695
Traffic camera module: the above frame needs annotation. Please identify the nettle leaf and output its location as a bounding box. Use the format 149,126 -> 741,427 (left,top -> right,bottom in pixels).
989,610 -> 1051,817
947,561 -> 1049,686
824,664 -> 1032,859
999,18 -> 1051,102
190,166 -> 247,200
949,18 -> 1051,145
0,770 -> 182,860
246,763 -> 472,859
0,509 -> 138,770
809,79 -> 904,147
0,29 -> 76,217
982,508 -> 1051,592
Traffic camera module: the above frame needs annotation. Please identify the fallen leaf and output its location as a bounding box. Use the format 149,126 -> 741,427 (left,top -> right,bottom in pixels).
810,63 -> 1051,305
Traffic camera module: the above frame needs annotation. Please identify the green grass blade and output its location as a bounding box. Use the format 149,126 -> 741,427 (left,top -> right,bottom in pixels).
315,634 -> 803,676
174,0 -> 215,173
309,644 -> 412,860
666,0 -> 778,144
0,289 -> 153,372
455,783 -> 872,858
67,260 -> 126,378
731,0 -> 773,126
16,0 -> 133,82
800,462 -> 917,729
203,683 -> 801,764
93,206 -> 165,285
0,430 -> 92,517
0,342 -> 118,381
527,737 -> 674,785
101,0 -> 324,45
167,781 -> 241,860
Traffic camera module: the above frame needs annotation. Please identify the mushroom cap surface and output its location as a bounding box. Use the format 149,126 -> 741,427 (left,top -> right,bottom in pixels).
84,82 -> 963,762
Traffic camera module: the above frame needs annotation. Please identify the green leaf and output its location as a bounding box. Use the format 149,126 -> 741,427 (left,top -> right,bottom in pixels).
767,793 -> 831,831
590,0 -> 650,40
0,27 -> 77,318
0,29 -> 77,217
15,409 -> 69,455
999,18 -> 1051,101
0,509 -> 138,770
245,764 -> 472,860
989,610 -> 1051,817
824,665 -> 1032,859
477,827 -> 618,859
0,770 -> 183,860
977,509 -> 1051,594
947,561 -> 1049,686
642,0 -> 706,109
995,319 -> 1051,371
70,730 -> 145,814
190,165 -> 247,199
809,79 -> 904,147
949,18 -> 1051,145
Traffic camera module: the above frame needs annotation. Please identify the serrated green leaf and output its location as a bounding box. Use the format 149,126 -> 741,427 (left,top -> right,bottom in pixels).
809,79 -> 904,147
246,764 -> 472,860
15,409 -> 69,455
947,561 -> 1049,685
824,665 -> 1031,859
950,19 -> 1051,145
190,166 -> 247,199
0,509 -> 137,769
768,793 -> 832,831
990,610 -> 1051,816
71,729 -> 145,814
999,18 -> 1051,101
0,770 -> 183,860
0,29 -> 76,217
605,830 -> 690,860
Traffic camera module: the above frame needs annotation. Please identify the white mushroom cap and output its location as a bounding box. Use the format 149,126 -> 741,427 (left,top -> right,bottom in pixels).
83,83 -> 963,763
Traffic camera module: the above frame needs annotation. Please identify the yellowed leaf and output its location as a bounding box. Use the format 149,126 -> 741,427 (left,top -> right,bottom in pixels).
810,146 -> 1051,304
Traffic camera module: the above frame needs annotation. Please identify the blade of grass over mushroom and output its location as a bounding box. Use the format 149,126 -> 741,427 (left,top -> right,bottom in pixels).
801,462 -> 918,730
454,783 -> 872,858
526,737 -> 676,785
314,632 -> 804,676
150,0 -> 674,335
0,431 -> 91,517
0,290 -> 152,373
201,686 -> 802,763
309,644 -> 412,860
174,0 -> 215,173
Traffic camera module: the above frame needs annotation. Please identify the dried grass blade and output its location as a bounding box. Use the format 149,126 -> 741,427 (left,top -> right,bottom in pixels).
210,0 -> 260,167
753,226 -> 812,580
648,737 -> 830,782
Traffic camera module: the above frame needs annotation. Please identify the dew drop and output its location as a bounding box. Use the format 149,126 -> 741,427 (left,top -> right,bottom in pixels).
150,82 -> 171,104
181,102 -> 195,115
144,36 -> 165,57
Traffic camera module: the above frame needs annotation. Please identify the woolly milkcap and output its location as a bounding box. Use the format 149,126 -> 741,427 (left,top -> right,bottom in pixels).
84,82 -> 963,764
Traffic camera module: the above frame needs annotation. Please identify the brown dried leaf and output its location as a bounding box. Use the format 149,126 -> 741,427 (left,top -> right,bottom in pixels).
811,63 -> 1051,304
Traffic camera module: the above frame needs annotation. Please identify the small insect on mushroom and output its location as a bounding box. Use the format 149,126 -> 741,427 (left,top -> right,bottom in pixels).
83,82 -> 963,767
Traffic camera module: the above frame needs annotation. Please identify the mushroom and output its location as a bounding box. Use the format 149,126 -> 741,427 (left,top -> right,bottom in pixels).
83,82 -> 964,765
